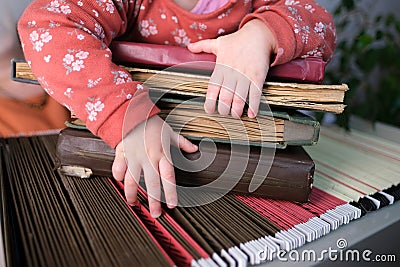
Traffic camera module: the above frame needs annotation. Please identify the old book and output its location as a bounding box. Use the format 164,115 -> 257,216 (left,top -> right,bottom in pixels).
56,127 -> 315,202
157,99 -> 320,148
11,59 -> 348,113
67,98 -> 320,148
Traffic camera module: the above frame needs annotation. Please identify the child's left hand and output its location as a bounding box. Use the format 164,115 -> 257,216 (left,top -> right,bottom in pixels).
188,19 -> 277,118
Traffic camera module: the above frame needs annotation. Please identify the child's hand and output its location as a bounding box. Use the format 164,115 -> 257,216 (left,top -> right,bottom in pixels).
188,19 -> 277,118
112,115 -> 198,218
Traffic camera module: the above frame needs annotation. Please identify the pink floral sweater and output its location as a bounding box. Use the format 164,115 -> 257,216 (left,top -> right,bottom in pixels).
18,0 -> 336,148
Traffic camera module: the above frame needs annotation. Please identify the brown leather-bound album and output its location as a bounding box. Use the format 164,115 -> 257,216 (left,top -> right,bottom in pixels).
56,127 -> 314,202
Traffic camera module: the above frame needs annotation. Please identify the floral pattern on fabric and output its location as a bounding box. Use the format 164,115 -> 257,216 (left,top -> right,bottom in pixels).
62,49 -> 89,74
85,98 -> 105,121
45,0 -> 72,14
29,29 -> 53,52
18,0 -> 336,147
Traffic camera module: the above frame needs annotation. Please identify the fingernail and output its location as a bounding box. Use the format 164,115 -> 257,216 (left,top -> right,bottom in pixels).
167,199 -> 178,209
248,109 -> 255,118
128,200 -> 139,206
151,209 -> 162,218
114,176 -> 123,182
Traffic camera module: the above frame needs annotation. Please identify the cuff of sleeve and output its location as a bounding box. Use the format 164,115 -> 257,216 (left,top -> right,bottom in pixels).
96,92 -> 160,148
240,11 -> 296,66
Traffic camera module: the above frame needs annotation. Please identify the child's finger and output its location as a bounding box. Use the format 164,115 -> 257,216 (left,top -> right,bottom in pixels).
205,68 -> 223,114
159,156 -> 177,209
204,87 -> 220,114
143,164 -> 162,218
171,131 -> 198,153
218,76 -> 236,116
187,39 -> 217,54
112,143 -> 127,181
231,77 -> 250,118
148,195 -> 162,219
124,166 -> 140,205
247,82 -> 262,118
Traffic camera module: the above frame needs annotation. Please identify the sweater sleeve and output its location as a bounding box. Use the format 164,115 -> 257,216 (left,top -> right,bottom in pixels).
240,0 -> 336,66
17,0 -> 160,148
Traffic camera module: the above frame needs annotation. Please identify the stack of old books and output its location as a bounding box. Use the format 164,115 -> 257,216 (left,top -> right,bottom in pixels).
12,42 -> 348,202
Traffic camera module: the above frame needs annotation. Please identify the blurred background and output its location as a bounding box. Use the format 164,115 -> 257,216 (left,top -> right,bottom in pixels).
0,0 -> 69,137
320,0 -> 400,143
0,0 -> 399,140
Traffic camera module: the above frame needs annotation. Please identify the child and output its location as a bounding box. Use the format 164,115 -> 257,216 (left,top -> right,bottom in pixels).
18,0 -> 336,217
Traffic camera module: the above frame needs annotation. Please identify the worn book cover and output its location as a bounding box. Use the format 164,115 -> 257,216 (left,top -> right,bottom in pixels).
11,59 -> 348,113
66,98 -> 320,149
109,41 -> 327,83
56,127 -> 314,202
156,98 -> 320,148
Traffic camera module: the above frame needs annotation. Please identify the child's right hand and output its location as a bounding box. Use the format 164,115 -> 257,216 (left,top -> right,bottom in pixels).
112,115 -> 198,218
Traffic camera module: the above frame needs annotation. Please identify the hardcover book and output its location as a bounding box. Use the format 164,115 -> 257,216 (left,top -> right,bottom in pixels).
11,58 -> 348,113
157,99 -> 320,148
67,98 -> 321,149
109,41 -> 327,83
56,127 -> 315,202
